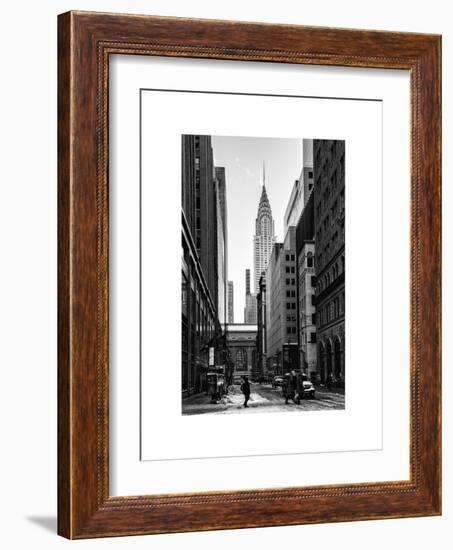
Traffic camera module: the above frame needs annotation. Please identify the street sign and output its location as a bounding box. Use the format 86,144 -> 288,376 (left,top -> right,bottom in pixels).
209,346 -> 214,366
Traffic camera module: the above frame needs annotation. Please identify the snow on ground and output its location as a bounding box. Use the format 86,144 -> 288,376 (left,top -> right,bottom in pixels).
181,383 -> 345,415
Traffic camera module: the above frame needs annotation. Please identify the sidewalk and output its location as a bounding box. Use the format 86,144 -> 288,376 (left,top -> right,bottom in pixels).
315,384 -> 345,395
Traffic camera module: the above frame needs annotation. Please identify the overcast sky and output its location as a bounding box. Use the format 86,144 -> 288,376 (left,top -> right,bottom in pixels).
211,135 -> 303,323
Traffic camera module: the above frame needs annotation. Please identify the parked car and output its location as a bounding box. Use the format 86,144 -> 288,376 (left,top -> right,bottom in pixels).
299,377 -> 316,400
272,376 -> 284,388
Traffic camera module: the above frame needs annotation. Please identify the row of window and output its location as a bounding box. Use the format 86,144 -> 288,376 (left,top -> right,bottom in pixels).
315,162 -> 343,194
285,312 -> 316,327
181,271 -> 216,350
316,188 -> 345,227
319,230 -> 342,257
317,255 -> 345,294
318,293 -> 345,326
314,142 -> 344,171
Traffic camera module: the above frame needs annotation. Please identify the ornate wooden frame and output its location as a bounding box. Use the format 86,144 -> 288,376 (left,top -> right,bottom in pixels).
58,11 -> 441,539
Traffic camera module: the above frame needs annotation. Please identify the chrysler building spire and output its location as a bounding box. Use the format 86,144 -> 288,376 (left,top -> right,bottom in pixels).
253,162 -> 276,293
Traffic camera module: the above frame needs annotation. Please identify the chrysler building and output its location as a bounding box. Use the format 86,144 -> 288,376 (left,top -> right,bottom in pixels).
253,163 -> 276,293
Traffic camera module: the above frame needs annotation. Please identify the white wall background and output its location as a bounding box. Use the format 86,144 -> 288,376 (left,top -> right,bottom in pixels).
0,0 -> 449,548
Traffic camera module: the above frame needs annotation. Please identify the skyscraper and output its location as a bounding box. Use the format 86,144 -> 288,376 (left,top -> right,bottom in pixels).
296,190 -> 317,378
215,166 -> 228,328
181,134 -> 227,395
215,167 -> 227,237
244,268 -> 257,324
253,163 -> 276,294
227,281 -> 234,324
314,139 -> 345,386
284,139 -> 314,234
265,228 -> 298,375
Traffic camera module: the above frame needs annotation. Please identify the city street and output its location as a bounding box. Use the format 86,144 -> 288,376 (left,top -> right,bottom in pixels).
181,136 -> 346,418
182,382 -> 344,415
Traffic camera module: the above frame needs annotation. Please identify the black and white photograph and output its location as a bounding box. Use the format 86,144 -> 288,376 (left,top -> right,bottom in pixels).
181,135 -> 345,415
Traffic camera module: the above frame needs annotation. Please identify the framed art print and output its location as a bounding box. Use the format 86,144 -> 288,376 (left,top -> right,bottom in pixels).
58,11 -> 441,538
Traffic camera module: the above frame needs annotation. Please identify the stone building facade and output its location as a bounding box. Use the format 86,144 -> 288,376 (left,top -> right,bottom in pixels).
227,324 -> 258,378
313,139 -> 345,386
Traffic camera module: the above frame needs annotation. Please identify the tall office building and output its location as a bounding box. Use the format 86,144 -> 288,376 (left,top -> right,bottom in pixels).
181,135 -> 228,396
215,179 -> 226,328
314,139 -> 345,386
296,191 -> 317,378
244,268 -> 257,324
215,167 -> 227,237
253,163 -> 276,294
284,139 -> 314,234
215,167 -> 228,327
265,227 -> 298,375
245,294 -> 257,324
256,274 -> 267,378
227,281 -> 234,324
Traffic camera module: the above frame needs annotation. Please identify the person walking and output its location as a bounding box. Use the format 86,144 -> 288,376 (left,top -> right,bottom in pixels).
285,370 -> 298,404
241,376 -> 251,408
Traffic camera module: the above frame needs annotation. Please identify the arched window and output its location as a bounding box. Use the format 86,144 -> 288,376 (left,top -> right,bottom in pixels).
307,252 -> 313,268
235,348 -> 247,370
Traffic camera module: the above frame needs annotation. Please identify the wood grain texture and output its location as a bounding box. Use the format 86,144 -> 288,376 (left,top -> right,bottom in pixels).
57,10 -> 441,539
